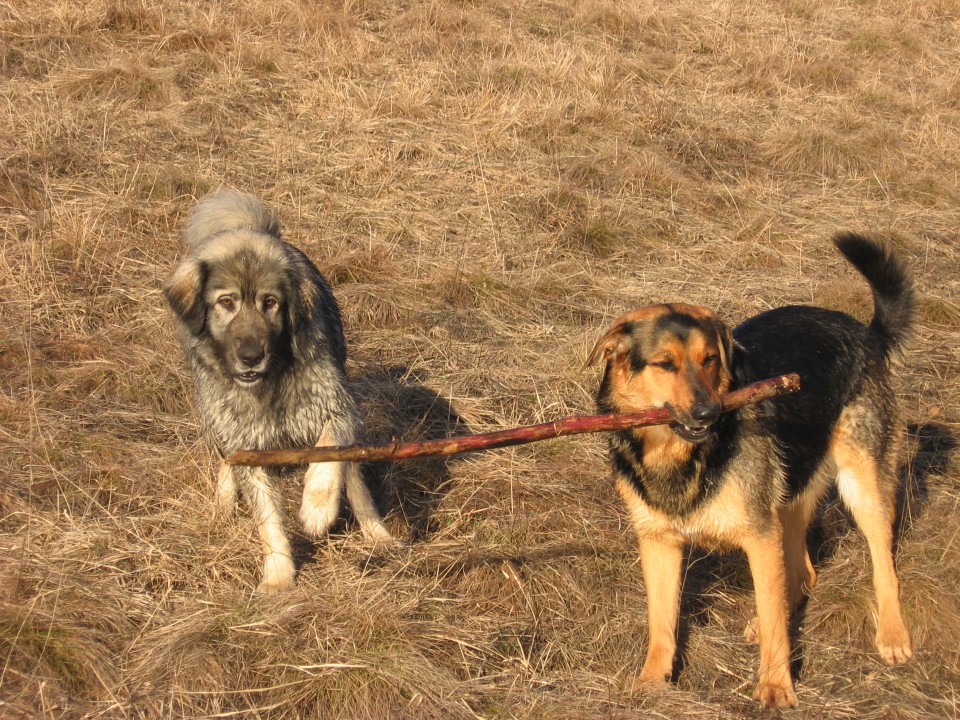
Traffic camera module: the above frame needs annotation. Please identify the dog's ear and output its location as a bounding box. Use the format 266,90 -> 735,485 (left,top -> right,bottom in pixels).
288,277 -> 318,330
281,246 -> 350,365
711,316 -> 735,377
284,268 -> 320,357
163,259 -> 207,334
584,322 -> 634,369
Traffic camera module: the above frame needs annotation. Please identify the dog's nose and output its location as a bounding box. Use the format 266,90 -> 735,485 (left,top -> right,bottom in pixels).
690,402 -> 721,425
236,339 -> 265,367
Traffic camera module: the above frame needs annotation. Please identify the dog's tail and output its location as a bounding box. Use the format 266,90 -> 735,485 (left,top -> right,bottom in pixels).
834,232 -> 915,362
183,189 -> 281,248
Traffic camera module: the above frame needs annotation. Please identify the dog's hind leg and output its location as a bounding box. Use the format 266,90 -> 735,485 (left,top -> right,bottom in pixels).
344,461 -> 393,543
302,459 -> 392,542
832,429 -> 912,665
302,458 -> 395,543
301,458 -> 344,539
300,422 -> 349,538
236,467 -> 295,593
779,491 -> 819,617
301,420 -> 394,542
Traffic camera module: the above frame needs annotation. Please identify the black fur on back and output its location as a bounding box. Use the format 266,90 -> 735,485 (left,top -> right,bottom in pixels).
732,234 -> 913,495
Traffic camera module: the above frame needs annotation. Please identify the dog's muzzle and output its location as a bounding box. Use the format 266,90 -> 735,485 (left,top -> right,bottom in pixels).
666,401 -> 721,443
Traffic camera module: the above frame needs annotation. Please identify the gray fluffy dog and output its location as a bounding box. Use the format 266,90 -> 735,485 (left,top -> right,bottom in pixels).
164,189 -> 392,592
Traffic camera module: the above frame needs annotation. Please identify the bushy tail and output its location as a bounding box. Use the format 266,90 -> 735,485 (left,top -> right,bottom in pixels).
833,232 -> 915,362
182,189 -> 280,248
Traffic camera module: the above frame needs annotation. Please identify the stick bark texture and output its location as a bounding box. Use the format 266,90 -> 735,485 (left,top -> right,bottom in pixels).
226,372 -> 800,467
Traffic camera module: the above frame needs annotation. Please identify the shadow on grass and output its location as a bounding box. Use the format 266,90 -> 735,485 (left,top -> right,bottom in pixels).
896,420 -> 955,537
355,365 -> 472,542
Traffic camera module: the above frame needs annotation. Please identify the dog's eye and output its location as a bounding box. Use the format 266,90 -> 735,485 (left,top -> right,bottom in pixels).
218,297 -> 235,310
263,296 -> 278,310
651,360 -> 676,372
703,354 -> 717,368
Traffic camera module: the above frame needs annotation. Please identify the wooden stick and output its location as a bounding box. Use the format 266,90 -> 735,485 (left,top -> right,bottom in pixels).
226,372 -> 800,467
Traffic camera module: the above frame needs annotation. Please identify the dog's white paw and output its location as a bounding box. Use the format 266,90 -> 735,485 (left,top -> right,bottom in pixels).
299,490 -> 340,538
215,490 -> 237,518
361,520 -> 397,544
257,553 -> 295,594
257,577 -> 295,594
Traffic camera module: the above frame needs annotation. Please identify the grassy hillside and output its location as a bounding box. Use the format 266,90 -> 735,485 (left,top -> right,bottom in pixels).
2,0 -> 959,717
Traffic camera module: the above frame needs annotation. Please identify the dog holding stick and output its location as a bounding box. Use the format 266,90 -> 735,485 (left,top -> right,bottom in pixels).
587,233 -> 914,707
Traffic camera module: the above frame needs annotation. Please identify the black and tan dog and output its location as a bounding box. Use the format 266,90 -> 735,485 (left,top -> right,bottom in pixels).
586,233 -> 914,708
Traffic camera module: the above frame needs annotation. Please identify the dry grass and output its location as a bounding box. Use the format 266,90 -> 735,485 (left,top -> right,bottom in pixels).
2,0 -> 959,717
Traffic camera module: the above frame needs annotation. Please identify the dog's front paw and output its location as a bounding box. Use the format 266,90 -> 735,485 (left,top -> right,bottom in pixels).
634,649 -> 674,689
876,626 -> 913,665
257,553 -> 295,594
754,680 -> 798,709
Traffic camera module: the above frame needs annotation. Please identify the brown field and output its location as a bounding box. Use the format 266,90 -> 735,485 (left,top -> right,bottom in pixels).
2,0 -> 959,717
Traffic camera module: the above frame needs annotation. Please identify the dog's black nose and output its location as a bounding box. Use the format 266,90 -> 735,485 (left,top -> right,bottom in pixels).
236,340 -> 265,367
690,402 -> 721,425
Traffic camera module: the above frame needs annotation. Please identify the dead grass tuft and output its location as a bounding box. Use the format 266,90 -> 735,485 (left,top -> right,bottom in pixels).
847,24 -> 926,58
99,0 -> 163,34
762,117 -> 906,180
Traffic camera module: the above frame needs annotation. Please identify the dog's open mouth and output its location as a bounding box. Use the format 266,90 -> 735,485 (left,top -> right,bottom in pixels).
669,421 -> 714,443
235,371 -> 264,384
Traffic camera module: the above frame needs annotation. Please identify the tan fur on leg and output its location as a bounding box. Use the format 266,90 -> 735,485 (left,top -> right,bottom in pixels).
742,530 -> 797,709
635,536 -> 684,688
344,461 -> 394,543
300,425 -> 346,539
833,439 -> 912,664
